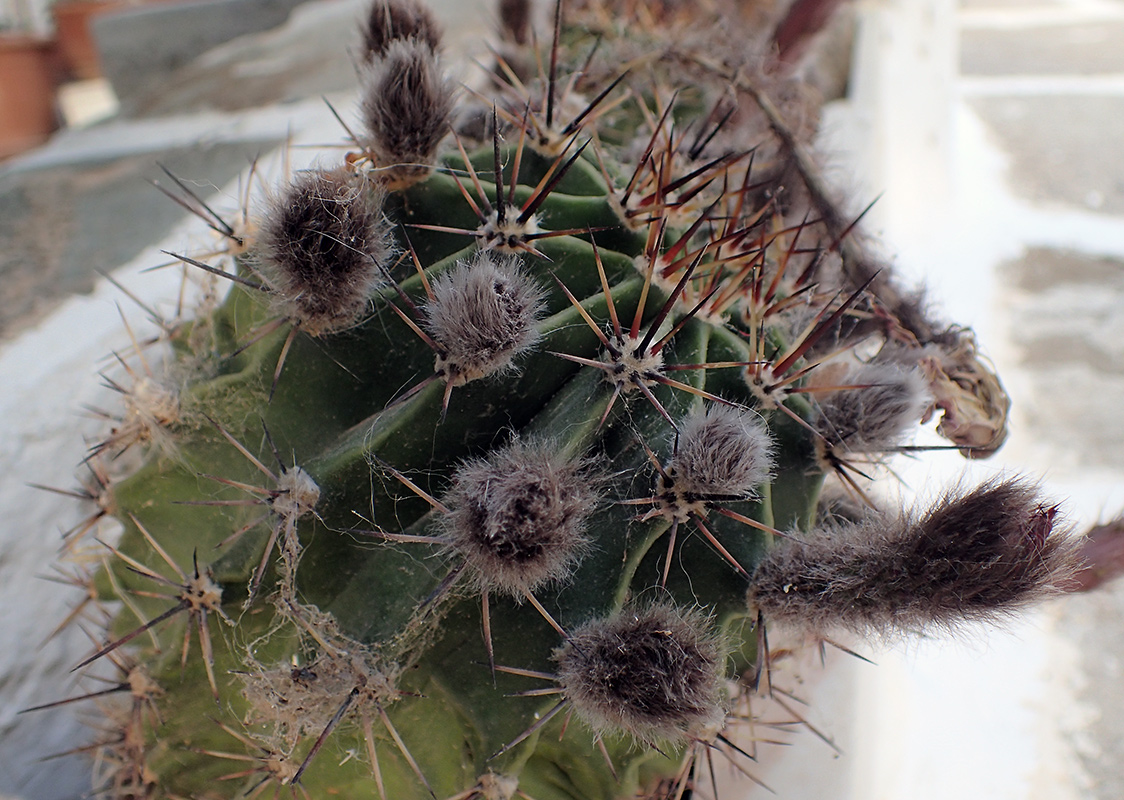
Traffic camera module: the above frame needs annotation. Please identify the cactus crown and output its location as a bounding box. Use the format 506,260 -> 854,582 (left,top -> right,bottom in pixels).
42,1 -> 1077,799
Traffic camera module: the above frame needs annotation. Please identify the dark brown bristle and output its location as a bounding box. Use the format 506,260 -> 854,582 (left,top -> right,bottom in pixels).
361,0 -> 443,60
360,38 -> 454,187
257,168 -> 392,335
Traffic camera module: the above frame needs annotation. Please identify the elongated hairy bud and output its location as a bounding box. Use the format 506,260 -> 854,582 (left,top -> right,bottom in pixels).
257,168 -> 392,335
748,478 -> 1079,636
555,604 -> 726,744
361,37 -> 454,186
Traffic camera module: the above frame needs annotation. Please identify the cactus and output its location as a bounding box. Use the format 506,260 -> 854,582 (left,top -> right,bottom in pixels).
45,1 -> 1080,799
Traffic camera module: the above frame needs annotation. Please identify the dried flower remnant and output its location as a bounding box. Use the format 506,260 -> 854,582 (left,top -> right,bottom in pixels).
919,336 -> 1011,457
748,478 -> 1079,637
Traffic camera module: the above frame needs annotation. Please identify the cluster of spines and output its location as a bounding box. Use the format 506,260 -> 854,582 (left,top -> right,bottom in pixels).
33,1 -> 1087,799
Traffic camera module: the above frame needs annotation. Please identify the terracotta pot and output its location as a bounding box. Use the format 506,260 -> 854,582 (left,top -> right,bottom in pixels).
0,35 -> 60,159
52,0 -> 128,79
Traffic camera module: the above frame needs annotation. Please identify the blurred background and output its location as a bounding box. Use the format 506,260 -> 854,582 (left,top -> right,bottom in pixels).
2,0 -> 1123,798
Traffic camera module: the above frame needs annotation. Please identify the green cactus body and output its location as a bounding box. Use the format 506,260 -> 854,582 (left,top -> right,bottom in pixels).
58,2 -> 1074,799
102,151 -> 788,798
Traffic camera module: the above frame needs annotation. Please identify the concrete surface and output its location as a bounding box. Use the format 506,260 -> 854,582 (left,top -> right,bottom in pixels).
118,0 -> 374,117
969,95 -> 1124,214
961,21 -> 1124,75
0,139 -> 276,337
93,0 -> 306,111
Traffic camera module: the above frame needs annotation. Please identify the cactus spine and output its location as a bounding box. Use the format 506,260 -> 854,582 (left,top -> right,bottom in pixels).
47,2 -> 1078,799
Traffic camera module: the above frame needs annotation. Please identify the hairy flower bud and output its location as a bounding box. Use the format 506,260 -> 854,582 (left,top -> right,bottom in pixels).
361,0 -> 442,60
555,604 -> 726,744
668,404 -> 773,499
422,251 -> 546,386
443,439 -> 600,595
814,362 -> 930,455
360,37 -> 454,187
748,478 -> 1079,637
256,168 -> 392,335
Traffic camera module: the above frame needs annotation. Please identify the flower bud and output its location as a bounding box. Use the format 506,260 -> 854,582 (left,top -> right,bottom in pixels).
555,604 -> 726,744
748,478 -> 1078,636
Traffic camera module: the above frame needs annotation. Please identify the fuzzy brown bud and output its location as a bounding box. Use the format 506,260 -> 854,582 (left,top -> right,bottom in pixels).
256,168 -> 392,335
361,0 -> 442,61
748,478 -> 1079,637
422,251 -> 546,386
555,604 -> 726,744
442,439 -> 600,596
667,404 -> 773,499
814,362 -> 930,455
360,37 -> 454,187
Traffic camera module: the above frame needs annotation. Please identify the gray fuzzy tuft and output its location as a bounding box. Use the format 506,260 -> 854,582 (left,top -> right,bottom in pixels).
748,478 -> 1080,637
422,251 -> 546,385
667,404 -> 773,499
360,37 -> 454,186
442,439 -> 600,596
555,604 -> 726,744
814,362 -> 930,454
256,168 -> 392,335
